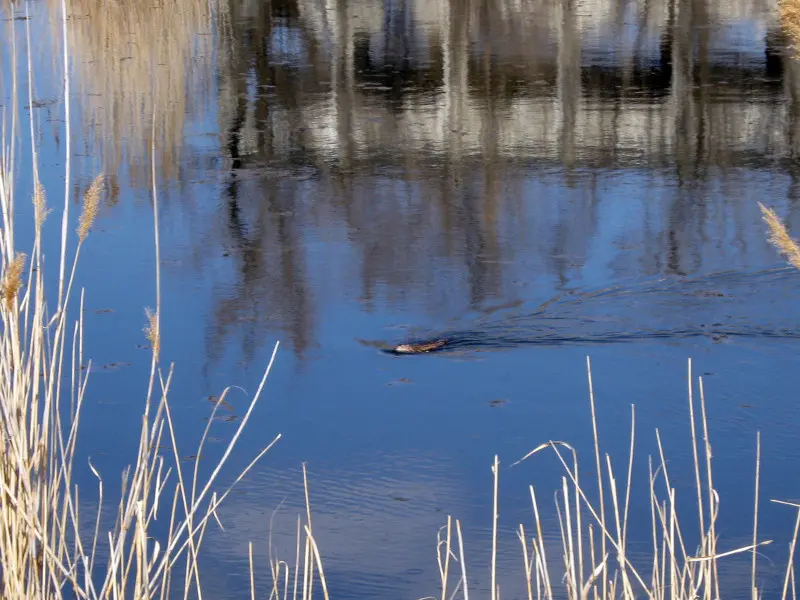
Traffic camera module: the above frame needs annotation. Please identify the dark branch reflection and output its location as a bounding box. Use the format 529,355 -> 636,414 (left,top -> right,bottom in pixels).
45,0 -> 798,361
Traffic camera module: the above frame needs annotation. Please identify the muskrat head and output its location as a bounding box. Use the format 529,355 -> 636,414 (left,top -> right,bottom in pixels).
394,344 -> 415,353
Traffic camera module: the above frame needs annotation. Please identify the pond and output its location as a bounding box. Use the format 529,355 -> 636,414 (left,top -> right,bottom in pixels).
3,0 -> 800,597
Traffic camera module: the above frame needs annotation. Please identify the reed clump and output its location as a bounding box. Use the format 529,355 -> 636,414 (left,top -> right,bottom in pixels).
428,358 -> 781,600
0,5 -> 334,599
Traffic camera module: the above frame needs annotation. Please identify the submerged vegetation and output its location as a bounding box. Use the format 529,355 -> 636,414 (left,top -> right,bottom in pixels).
3,2 -> 800,600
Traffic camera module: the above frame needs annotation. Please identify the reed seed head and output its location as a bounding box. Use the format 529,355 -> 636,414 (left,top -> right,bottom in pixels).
77,174 -> 104,242
759,202 -> 800,271
1,253 -> 26,309
33,182 -> 49,228
144,307 -> 160,355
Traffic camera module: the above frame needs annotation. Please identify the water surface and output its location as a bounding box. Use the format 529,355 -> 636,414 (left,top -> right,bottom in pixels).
4,0 -> 800,597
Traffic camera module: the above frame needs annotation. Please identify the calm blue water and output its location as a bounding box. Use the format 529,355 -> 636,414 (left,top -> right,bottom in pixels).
3,0 -> 800,597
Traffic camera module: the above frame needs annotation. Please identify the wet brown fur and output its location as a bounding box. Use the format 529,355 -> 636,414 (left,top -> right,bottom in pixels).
393,339 -> 448,354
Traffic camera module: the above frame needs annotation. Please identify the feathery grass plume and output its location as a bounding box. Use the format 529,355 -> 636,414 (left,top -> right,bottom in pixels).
780,0 -> 800,48
33,181 -> 49,227
758,202 -> 800,270
77,173 -> 104,242
144,306 -> 160,355
1,252 -> 26,309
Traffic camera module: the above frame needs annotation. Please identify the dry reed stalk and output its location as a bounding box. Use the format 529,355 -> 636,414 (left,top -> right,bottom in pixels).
239,467 -> 335,600
456,519 -> 469,600
432,357 -> 773,600
0,5 -> 288,599
586,356 -> 608,600
437,516 -> 453,600
56,0 -> 70,313
254,467 -> 330,600
698,378 -> 720,600
492,455 -> 499,600
519,524 -> 533,600
752,432 -> 761,600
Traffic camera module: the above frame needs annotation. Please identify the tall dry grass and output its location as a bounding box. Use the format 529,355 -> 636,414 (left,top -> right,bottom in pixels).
0,3 -> 332,599
427,357 -> 783,600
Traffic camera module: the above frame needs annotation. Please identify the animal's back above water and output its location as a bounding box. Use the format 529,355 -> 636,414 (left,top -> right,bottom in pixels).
392,340 -> 448,354
386,267 -> 800,354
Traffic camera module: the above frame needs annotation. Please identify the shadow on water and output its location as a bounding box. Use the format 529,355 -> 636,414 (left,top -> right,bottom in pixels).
376,266 -> 800,353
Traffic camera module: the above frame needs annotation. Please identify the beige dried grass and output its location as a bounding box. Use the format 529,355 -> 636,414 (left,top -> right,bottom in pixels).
143,307 -> 160,357
759,202 -> 800,270
431,358 -> 779,600
0,6 -> 324,600
1,252 -> 26,308
77,174 -> 104,242
780,0 -> 800,48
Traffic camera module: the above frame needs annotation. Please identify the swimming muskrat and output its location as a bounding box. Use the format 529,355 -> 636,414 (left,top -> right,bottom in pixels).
392,339 -> 448,354
374,267 -> 800,355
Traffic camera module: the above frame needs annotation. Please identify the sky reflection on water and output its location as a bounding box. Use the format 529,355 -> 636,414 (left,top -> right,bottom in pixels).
3,0 -> 800,596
